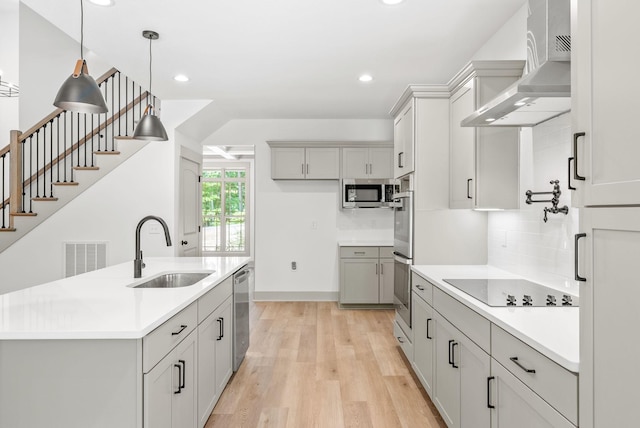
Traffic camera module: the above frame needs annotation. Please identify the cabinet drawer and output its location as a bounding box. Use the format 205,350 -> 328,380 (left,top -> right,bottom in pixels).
379,247 -> 394,258
198,276 -> 233,323
412,272 -> 433,306
393,320 -> 413,361
339,246 -> 378,258
433,287 -> 490,352
491,325 -> 578,425
143,302 -> 198,373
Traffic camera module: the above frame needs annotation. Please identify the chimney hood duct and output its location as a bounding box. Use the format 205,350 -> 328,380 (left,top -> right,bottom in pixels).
461,0 -> 570,127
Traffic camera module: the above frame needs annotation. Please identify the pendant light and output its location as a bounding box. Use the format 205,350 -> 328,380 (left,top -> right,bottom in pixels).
53,0 -> 108,114
133,30 -> 168,141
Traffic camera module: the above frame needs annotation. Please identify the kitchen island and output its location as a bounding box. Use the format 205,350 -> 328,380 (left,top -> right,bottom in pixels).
0,256 -> 251,428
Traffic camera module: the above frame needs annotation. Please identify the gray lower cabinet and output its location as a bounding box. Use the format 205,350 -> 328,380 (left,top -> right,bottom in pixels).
144,329 -> 198,428
339,246 -> 393,304
410,272 -> 578,428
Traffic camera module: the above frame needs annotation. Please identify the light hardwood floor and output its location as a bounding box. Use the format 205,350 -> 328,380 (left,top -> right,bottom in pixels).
205,301 -> 446,428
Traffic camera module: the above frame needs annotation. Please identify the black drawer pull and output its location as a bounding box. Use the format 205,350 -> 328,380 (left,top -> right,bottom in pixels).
174,363 -> 182,394
451,342 -> 459,368
567,157 -> 576,190
448,340 -> 454,366
216,317 -> 224,341
466,178 -> 473,199
397,336 -> 405,344
415,285 -> 425,291
426,318 -> 432,340
575,233 -> 587,282
179,360 -> 186,389
487,376 -> 495,409
171,324 -> 187,336
573,132 -> 586,181
510,356 -> 536,373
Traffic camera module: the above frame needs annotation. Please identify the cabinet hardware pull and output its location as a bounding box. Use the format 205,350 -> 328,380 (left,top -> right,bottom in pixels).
398,152 -> 404,168
466,179 -> 473,199
216,317 -> 224,341
451,342 -> 459,368
369,163 -> 373,175
171,324 -> 187,336
415,285 -> 425,291
179,359 -> 186,389
567,157 -> 576,190
448,340 -> 454,366
487,376 -> 495,409
306,163 -> 310,175
380,263 -> 384,275
301,163 -> 304,175
397,336 -> 404,344
575,233 -> 587,282
426,318 -> 432,340
573,132 -> 586,181
509,356 -> 536,373
376,263 -> 379,275
174,363 -> 182,394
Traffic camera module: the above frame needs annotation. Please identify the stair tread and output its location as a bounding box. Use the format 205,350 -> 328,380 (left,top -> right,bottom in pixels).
32,197 -> 59,201
11,212 -> 37,217
94,151 -> 121,155
53,181 -> 80,186
73,166 -> 99,170
0,228 -> 17,232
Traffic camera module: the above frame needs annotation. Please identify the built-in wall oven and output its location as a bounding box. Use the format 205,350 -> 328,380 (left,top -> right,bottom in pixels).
392,190 -> 413,329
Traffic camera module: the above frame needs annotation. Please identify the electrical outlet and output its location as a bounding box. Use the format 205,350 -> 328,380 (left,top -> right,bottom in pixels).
149,224 -> 161,235
291,261 -> 297,271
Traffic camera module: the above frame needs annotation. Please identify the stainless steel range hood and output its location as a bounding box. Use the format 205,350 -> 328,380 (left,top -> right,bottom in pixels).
462,0 -> 570,127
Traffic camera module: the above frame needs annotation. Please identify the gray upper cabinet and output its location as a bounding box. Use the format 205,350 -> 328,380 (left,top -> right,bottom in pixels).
270,146 -> 340,180
342,146 -> 393,179
449,61 -> 525,210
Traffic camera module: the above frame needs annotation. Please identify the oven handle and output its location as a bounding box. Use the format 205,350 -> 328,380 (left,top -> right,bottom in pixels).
393,252 -> 412,264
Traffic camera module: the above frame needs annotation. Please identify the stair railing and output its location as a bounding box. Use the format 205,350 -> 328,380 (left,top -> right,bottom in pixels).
1,67 -> 154,231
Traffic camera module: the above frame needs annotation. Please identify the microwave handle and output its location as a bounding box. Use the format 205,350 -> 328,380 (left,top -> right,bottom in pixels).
393,252 -> 412,264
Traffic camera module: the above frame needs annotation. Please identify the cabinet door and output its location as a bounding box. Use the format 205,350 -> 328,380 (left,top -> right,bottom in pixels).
198,312 -> 219,428
412,293 -> 435,397
450,85 -> 475,209
305,147 -> 340,179
144,353 -> 175,428
475,128 -> 519,209
214,297 -> 233,397
173,330 -> 198,428
340,258 -> 379,304
342,147 -> 369,178
572,0 -> 640,206
490,360 -> 574,428
394,102 -> 414,178
369,147 -> 394,179
434,313 -> 461,428
271,147 -> 305,179
459,328 -> 491,428
379,259 -> 394,304
579,207 -> 640,428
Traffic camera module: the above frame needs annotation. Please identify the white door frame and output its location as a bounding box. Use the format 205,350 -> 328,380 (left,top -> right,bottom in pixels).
178,146 -> 202,257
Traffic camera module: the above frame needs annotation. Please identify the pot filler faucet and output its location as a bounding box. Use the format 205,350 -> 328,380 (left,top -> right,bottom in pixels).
134,215 -> 172,278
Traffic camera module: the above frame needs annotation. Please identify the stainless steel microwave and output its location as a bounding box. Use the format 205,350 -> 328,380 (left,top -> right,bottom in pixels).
341,179 -> 399,209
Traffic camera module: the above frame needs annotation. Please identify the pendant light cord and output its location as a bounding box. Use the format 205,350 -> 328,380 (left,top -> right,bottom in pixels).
148,34 -> 152,106
80,0 -> 84,60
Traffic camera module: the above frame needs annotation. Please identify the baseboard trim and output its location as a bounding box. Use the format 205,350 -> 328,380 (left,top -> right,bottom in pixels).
253,291 -> 339,302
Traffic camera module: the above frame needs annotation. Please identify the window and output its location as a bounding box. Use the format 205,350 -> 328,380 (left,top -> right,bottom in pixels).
202,164 -> 250,255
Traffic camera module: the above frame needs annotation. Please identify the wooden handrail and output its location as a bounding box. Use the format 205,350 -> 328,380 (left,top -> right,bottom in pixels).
18,67 -> 119,142
0,144 -> 9,157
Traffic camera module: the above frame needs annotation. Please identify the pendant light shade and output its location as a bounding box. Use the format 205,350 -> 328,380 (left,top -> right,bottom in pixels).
54,59 -> 108,113
133,105 -> 168,141
133,30 -> 168,141
53,0 -> 108,114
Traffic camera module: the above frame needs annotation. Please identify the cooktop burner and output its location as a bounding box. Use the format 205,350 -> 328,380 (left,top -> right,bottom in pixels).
442,278 -> 579,307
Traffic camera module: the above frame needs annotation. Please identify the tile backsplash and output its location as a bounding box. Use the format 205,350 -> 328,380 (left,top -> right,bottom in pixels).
488,114 -> 579,289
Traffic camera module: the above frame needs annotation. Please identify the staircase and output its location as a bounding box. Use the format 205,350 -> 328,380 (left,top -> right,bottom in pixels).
0,67 -> 157,253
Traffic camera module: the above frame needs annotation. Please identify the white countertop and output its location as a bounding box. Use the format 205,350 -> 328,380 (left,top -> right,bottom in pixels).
412,265 -> 579,373
338,240 -> 393,247
0,257 -> 251,340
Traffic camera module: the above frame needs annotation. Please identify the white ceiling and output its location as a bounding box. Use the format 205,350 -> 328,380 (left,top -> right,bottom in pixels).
21,0 -> 526,122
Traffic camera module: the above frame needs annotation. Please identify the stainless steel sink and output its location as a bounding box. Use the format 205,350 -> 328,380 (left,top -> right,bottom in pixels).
133,272 -> 212,288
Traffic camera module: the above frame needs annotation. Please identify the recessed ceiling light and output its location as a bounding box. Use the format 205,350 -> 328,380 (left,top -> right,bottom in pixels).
485,118 -> 496,122
359,74 -> 373,83
174,74 -> 190,82
88,0 -> 115,6
381,0 -> 405,5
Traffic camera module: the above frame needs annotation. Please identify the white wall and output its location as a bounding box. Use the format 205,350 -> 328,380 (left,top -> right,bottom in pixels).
488,114 -> 578,289
472,3 -> 527,62
0,0 -> 19,145
203,119 -> 394,300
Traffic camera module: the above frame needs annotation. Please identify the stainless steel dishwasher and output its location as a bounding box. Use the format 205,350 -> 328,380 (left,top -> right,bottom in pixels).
233,263 -> 251,371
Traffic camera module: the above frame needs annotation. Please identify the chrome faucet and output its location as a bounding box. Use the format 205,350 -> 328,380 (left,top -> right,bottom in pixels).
134,215 -> 172,278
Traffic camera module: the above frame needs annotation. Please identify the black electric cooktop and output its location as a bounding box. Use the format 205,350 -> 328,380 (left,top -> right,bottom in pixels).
442,278 -> 579,307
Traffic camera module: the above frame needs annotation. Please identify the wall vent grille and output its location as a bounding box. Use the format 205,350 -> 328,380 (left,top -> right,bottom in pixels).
555,35 -> 571,52
64,242 -> 108,278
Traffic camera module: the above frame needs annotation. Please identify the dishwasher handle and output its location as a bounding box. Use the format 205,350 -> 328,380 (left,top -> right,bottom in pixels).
234,269 -> 250,284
